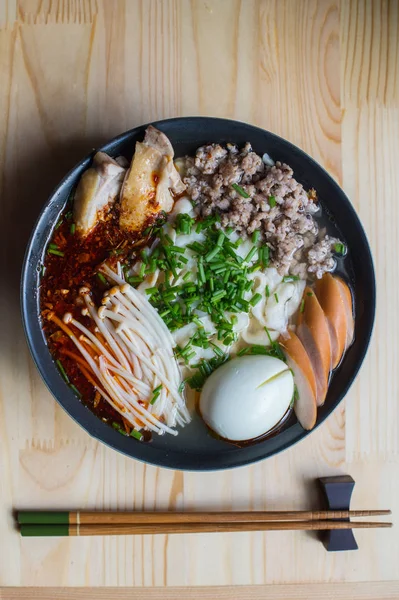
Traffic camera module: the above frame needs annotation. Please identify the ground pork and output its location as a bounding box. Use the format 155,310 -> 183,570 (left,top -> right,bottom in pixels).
183,143 -> 341,278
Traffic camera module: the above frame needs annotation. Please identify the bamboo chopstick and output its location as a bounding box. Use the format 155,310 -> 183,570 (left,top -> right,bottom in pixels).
20,520 -> 392,537
16,509 -> 391,526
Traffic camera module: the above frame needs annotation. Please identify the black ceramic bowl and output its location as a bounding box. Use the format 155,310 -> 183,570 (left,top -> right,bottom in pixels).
21,117 -> 375,471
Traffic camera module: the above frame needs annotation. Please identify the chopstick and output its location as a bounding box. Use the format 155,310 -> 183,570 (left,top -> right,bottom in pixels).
20,520 -> 392,537
17,509 -> 391,526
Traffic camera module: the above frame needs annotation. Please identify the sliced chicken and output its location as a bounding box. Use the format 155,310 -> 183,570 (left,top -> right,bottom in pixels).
73,152 -> 126,237
315,274 -> 348,369
297,287 -> 331,406
144,125 -> 186,195
144,125 -> 174,157
120,127 -> 186,233
280,331 -> 317,430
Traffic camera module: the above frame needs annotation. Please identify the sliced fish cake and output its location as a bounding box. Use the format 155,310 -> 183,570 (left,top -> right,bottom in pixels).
297,287 -> 331,406
280,330 -> 317,430
315,273 -> 348,368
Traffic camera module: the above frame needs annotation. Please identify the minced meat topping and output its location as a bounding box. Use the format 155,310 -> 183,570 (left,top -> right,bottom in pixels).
182,142 -> 340,278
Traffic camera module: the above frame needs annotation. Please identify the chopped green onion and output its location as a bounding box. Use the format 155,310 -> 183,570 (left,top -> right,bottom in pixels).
268,195 -> 276,208
300,299 -> 305,313
244,246 -> 258,263
48,248 -> 64,257
216,232 -> 225,247
282,275 -> 300,282
131,429 -> 143,441
307,291 -> 313,297
252,230 -> 260,244
183,272 -> 191,281
232,183 -> 250,198
127,276 -> 144,285
334,242 -> 346,255
265,284 -> 270,297
237,347 -> 249,356
112,421 -> 127,435
211,290 -> 226,302
56,359 -> 69,383
145,286 -> 159,295
249,293 -> 262,306
261,245 -> 270,267
198,259 -> 206,282
70,223 -> 76,234
97,272 -> 108,285
150,392 -> 161,405
49,242 -> 59,250
69,384 -> 81,398
264,327 -> 273,345
205,246 -> 221,262
248,263 -> 261,273
274,293 -> 279,303
211,344 -> 224,357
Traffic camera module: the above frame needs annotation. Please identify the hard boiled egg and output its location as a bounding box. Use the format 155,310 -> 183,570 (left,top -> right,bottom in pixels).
199,356 -> 294,441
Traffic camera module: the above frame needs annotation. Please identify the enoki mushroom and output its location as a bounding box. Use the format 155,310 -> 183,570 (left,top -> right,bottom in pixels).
48,277 -> 190,437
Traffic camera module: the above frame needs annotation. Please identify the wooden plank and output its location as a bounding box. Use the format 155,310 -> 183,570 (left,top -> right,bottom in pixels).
342,104 -> 399,460
341,0 -> 399,104
17,0 -> 97,24
2,581 -> 399,599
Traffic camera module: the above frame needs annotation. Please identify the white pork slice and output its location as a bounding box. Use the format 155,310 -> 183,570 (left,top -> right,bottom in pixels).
119,127 -> 186,233
73,152 -> 126,237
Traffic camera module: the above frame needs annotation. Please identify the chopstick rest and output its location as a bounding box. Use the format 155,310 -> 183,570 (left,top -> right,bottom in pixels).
318,475 -> 358,551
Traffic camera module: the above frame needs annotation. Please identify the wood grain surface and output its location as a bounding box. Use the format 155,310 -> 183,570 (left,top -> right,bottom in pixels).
0,0 -> 398,592
2,581 -> 399,600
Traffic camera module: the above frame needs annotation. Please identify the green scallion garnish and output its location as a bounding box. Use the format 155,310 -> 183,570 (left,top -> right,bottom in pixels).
48,248 -> 64,257
56,359 -> 69,383
130,429 -> 143,441
268,195 -> 276,208
70,223 -> 76,234
244,246 -> 258,263
334,242 -> 346,255
300,299 -> 305,313
249,293 -> 262,306
232,183 -> 250,198
274,292 -> 279,303
150,384 -> 163,404
69,384 -> 81,398
97,272 -> 108,285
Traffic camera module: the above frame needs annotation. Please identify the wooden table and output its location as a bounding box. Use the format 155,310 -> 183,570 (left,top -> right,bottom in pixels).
0,0 -> 398,598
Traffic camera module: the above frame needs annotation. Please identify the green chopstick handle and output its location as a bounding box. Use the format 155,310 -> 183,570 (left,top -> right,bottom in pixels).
17,511 -> 69,525
20,524 -> 69,537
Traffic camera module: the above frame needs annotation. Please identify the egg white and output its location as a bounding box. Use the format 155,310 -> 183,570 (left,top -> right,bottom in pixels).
199,355 -> 294,441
